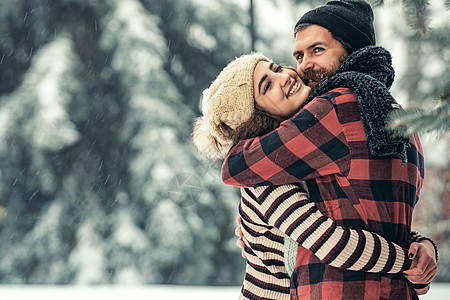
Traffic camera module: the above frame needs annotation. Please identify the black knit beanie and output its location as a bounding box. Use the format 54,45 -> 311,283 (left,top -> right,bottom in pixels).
295,0 -> 376,51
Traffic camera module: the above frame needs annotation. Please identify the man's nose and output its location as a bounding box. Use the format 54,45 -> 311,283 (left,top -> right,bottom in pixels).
297,58 -> 313,73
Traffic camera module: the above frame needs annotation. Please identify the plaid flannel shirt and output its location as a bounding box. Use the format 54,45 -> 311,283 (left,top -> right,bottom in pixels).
222,88 -> 425,300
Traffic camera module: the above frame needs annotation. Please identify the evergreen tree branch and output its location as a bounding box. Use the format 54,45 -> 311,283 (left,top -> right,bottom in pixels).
415,1 -> 427,34
369,0 -> 384,7
401,0 -> 431,36
389,91 -> 450,136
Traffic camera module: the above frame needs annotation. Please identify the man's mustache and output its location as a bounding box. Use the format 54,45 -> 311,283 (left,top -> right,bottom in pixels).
301,70 -> 330,85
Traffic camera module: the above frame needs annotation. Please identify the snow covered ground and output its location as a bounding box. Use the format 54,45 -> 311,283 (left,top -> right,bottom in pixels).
0,284 -> 449,300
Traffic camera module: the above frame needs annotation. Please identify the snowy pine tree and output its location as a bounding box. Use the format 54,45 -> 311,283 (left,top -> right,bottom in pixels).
0,0 -> 250,285
367,0 -> 450,135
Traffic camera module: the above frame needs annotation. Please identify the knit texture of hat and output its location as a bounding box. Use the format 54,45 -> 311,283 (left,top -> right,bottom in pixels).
193,53 -> 269,161
295,0 -> 375,51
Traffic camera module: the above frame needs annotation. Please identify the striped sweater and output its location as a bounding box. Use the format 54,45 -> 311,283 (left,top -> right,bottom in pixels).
239,183 -> 411,300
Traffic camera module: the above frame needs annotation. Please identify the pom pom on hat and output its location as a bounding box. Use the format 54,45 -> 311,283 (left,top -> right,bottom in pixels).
193,53 -> 269,160
192,116 -> 233,161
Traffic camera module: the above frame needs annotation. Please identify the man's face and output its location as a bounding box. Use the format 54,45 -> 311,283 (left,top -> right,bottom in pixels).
293,25 -> 348,91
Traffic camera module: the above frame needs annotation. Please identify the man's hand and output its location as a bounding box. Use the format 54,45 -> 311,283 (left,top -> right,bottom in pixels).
404,240 -> 438,293
235,215 -> 247,259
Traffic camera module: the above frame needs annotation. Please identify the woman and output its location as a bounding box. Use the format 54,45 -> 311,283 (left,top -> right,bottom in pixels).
193,53 -> 436,300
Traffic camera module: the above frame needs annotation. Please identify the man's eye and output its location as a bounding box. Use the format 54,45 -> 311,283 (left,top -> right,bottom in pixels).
314,47 -> 324,53
296,54 -> 304,60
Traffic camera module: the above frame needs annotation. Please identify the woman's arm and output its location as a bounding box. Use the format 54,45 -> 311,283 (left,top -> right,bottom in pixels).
241,184 -> 411,273
223,95 -> 349,188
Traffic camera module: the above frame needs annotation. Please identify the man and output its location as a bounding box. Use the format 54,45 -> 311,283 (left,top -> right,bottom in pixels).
223,1 -> 437,299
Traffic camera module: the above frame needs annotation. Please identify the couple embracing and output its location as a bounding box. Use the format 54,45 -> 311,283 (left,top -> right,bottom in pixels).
193,1 -> 438,299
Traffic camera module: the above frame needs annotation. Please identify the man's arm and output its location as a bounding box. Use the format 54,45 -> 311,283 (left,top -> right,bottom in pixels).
222,93 -> 350,187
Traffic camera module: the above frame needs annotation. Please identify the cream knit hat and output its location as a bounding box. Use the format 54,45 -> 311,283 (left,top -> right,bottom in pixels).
193,53 -> 269,161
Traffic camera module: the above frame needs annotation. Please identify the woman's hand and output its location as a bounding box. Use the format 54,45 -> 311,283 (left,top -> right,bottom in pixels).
413,285 -> 430,296
403,240 -> 438,293
235,215 -> 247,259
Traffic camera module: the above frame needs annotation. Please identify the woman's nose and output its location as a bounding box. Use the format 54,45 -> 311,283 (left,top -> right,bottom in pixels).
277,72 -> 290,86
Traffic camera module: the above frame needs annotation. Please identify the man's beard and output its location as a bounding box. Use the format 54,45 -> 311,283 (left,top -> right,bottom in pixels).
301,69 -> 335,92
300,54 -> 347,92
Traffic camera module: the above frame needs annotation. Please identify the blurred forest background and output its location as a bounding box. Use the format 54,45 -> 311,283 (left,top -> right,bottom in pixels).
0,0 -> 448,286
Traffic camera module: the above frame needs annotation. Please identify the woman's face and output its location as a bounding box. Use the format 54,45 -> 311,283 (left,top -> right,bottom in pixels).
253,61 -> 311,118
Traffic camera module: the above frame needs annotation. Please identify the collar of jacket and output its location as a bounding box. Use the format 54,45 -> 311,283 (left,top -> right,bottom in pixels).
305,46 -> 409,162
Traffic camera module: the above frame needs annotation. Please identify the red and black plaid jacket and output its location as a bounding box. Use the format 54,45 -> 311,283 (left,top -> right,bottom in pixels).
222,88 -> 425,300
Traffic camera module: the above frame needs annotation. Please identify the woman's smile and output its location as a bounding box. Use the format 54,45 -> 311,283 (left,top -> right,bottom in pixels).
287,81 -> 301,97
253,61 -> 311,117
